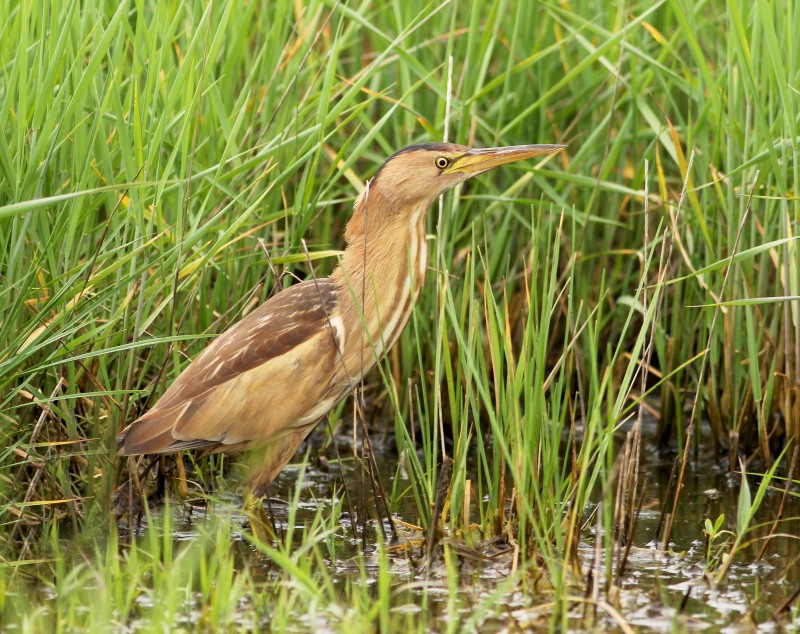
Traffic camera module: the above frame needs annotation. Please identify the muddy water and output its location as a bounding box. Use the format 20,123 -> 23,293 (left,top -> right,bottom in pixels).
143,423 -> 800,632
586,443 -> 800,631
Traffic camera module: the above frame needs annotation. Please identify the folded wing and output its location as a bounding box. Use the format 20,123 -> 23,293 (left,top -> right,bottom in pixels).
117,279 -> 341,455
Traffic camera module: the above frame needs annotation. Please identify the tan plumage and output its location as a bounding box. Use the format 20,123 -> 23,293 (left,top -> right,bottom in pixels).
117,142 -> 565,497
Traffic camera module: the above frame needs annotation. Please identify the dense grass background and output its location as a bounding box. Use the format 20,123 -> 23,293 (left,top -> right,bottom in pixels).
1,0 -> 798,630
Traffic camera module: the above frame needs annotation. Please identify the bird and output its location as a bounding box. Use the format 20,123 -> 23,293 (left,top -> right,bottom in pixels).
117,142 -> 565,535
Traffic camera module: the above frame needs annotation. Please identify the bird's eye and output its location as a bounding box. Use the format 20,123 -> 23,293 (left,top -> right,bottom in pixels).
435,156 -> 450,169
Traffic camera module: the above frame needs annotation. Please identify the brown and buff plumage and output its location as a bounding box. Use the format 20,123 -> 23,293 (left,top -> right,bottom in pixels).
117,142 -> 564,497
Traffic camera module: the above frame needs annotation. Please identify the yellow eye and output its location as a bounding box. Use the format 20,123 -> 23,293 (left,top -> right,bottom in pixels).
435,156 -> 450,169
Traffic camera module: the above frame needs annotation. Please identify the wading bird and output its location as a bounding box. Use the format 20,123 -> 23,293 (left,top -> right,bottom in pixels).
117,142 -> 564,535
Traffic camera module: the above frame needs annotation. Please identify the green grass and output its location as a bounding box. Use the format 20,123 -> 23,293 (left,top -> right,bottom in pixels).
1,0 -> 799,631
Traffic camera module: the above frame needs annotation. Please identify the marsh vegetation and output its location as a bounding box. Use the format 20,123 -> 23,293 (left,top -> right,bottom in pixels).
1,0 -> 799,630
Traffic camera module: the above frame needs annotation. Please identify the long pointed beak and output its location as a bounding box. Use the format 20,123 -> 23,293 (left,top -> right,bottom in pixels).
445,144 -> 566,176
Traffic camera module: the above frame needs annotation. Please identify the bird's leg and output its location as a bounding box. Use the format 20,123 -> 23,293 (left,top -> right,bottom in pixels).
175,452 -> 189,497
264,487 -> 284,542
243,490 -> 274,542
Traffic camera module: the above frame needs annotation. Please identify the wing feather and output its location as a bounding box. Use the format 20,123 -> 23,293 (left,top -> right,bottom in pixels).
117,279 -> 341,455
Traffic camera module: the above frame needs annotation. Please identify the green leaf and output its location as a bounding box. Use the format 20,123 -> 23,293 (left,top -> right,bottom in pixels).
736,463 -> 752,536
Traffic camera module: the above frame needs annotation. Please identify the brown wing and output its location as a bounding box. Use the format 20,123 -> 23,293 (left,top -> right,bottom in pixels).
117,278 -> 341,455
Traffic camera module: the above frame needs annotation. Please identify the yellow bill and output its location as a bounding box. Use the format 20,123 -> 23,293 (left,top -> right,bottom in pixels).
446,144 -> 566,175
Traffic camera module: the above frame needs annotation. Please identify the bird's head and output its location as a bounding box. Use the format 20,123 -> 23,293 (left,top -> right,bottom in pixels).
372,142 -> 565,205
345,142 -> 565,243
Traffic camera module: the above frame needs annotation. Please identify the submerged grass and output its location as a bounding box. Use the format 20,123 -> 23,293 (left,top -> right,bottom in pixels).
1,0 -> 799,630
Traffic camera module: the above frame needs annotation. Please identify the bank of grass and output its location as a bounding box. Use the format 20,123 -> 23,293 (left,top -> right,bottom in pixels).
1,0 -> 798,630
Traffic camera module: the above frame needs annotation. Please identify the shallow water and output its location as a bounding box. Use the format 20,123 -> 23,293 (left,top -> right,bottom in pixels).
582,443 -> 800,632
123,421 -> 800,632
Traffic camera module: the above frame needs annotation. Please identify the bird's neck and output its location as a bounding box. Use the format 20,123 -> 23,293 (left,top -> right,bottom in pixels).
330,187 -> 429,372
